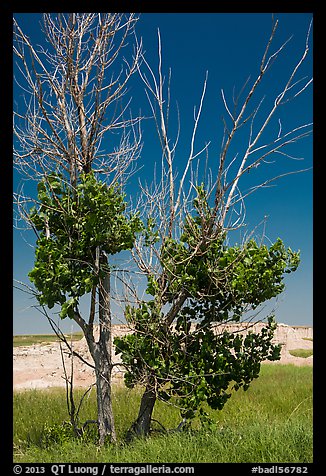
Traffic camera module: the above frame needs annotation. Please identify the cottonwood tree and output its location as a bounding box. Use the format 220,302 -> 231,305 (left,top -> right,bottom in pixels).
114,18 -> 312,437
13,13 -> 143,445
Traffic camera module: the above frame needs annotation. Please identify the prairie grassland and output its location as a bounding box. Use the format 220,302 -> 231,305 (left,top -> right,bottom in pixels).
13,333 -> 84,347
289,349 -> 313,358
13,365 -> 313,463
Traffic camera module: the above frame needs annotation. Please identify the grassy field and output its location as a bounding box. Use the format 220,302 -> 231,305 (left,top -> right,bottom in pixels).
13,332 -> 84,347
289,349 -> 313,358
13,364 -> 313,463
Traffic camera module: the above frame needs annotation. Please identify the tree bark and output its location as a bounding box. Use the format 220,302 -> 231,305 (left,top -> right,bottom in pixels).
93,346 -> 116,445
92,252 -> 116,445
127,383 -> 156,439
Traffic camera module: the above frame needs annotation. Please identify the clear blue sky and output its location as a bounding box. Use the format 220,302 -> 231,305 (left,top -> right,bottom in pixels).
13,13 -> 313,334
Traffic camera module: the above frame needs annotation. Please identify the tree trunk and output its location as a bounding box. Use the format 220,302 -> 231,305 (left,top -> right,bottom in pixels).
93,252 -> 116,445
127,383 -> 156,440
93,346 -> 116,445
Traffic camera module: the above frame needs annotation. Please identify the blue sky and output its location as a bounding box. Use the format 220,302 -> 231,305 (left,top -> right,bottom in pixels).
13,13 -> 313,334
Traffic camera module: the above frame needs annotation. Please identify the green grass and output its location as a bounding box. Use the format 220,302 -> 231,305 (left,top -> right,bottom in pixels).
289,349 -> 313,358
14,365 -> 313,463
13,333 -> 84,347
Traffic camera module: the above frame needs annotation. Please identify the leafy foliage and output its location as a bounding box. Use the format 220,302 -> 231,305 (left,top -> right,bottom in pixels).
28,172 -> 142,318
115,310 -> 281,420
41,421 -> 98,447
160,236 -> 299,323
158,186 -> 299,320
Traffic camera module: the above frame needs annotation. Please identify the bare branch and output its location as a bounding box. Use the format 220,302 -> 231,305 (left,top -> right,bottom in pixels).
13,13 -> 142,188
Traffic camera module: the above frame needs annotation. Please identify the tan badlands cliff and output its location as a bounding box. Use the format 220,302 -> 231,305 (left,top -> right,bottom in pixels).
13,322 -> 312,390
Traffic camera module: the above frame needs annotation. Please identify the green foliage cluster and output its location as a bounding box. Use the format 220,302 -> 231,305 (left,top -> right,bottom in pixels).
41,421 -> 98,447
115,300 -> 166,388
158,187 -> 299,321
28,172 -> 142,318
160,236 -> 299,322
115,186 -> 300,422
41,422 -> 76,447
116,312 -> 281,420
